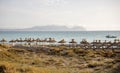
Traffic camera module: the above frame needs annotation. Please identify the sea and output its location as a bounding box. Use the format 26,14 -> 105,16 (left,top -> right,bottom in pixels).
0,31 -> 120,43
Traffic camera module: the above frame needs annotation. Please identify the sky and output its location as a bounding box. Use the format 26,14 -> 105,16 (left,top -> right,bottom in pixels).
0,0 -> 120,30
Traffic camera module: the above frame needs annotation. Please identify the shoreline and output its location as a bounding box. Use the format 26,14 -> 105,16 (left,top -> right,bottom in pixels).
0,38 -> 120,49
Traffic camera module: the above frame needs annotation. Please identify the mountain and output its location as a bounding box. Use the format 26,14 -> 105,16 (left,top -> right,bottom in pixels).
0,25 -> 86,31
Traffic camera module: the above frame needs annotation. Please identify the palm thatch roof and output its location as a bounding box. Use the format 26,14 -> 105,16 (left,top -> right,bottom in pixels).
9,40 -> 16,43
69,39 -> 77,43
58,39 -> 66,43
0,38 -> 7,42
47,38 -> 56,43
80,39 -> 89,44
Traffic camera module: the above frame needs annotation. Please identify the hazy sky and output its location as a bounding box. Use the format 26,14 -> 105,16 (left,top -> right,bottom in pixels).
0,0 -> 120,30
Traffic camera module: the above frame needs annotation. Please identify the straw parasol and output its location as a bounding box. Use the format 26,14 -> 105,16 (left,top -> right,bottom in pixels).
0,38 -> 7,44
38,39 -> 43,46
112,39 -> 119,49
36,38 -> 40,45
15,39 -> 19,44
19,38 -> 24,45
102,40 -> 107,48
91,40 -> 100,45
58,39 -> 66,45
80,39 -> 90,49
69,39 -> 77,47
26,38 -> 33,46
103,40 -> 107,43
32,38 -> 36,45
97,40 -> 102,49
98,40 -> 102,43
69,39 -> 77,43
91,40 -> 96,44
35,38 -> 44,46
118,39 -> 120,47
39,39 -> 44,46
9,40 -> 16,46
15,38 -> 24,45
80,39 -> 89,44
24,38 -> 28,42
107,41 -> 112,45
23,38 -> 29,45
113,39 -> 119,44
42,38 -> 47,46
47,38 -> 56,46
91,40 -> 102,49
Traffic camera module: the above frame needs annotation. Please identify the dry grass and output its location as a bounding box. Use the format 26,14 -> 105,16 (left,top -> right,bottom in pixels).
0,60 -> 73,73
0,44 -> 120,73
88,61 -> 104,68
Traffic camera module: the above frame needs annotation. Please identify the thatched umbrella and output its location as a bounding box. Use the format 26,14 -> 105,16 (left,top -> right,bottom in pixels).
58,39 -> 66,45
15,39 -> 19,44
117,39 -> 120,48
105,41 -> 112,49
92,40 -> 102,49
69,39 -> 77,48
115,39 -> 120,47
69,39 -> 77,43
97,40 -> 102,49
36,38 -> 40,45
98,40 -> 102,44
80,39 -> 89,44
42,38 -> 47,46
35,38 -> 44,46
95,40 -> 102,45
23,38 -> 28,45
104,40 -> 108,45
91,40 -> 96,44
24,38 -> 28,42
113,39 -> 119,44
9,40 -> 16,46
47,38 -> 56,46
39,39 -> 44,46
31,38 -> 36,45
112,39 -> 119,49
102,40 -> 107,49
39,39 -> 43,46
91,40 -> 98,49
118,39 -> 120,44
107,41 -> 112,45
103,40 -> 107,44
0,38 -> 7,44
19,38 -> 24,45
26,38 -> 33,46
80,39 -> 89,49
15,38 -> 24,45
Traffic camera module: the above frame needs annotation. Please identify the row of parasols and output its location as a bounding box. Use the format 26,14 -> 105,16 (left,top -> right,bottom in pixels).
0,38 -> 76,44
0,38 -> 120,45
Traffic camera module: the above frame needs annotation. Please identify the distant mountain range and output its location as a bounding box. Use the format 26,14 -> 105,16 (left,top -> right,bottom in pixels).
0,25 -> 86,31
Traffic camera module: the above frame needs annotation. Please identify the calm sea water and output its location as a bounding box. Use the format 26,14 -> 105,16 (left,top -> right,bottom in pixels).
0,31 -> 120,43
